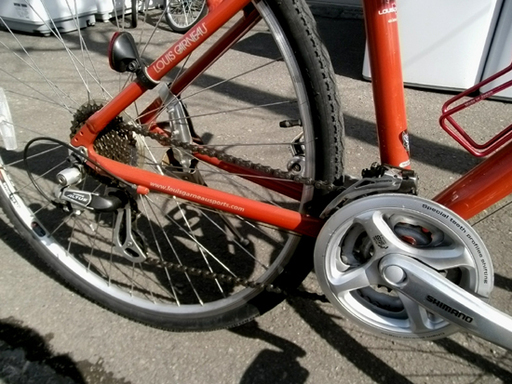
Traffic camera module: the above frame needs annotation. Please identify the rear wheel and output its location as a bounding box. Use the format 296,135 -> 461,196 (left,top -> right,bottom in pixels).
0,0 -> 344,330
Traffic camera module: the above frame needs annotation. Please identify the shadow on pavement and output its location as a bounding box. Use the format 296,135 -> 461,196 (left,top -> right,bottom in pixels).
286,286 -> 512,383
434,338 -> 512,382
314,12 -> 366,80
231,321 -> 309,384
0,217 -> 131,384
0,317 -> 85,383
231,302 -> 415,384
0,316 -> 133,384
285,294 -> 414,384
342,114 -> 481,175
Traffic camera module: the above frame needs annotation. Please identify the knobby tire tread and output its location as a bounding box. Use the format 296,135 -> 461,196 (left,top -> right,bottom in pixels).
224,0 -> 345,322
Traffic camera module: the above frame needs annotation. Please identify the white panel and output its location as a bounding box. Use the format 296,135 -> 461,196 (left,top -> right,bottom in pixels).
363,0 -> 503,90
95,0 -> 163,22
0,0 -> 97,34
481,0 -> 512,100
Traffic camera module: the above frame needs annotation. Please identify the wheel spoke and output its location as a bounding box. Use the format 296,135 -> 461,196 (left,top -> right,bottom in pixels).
139,196 -> 182,302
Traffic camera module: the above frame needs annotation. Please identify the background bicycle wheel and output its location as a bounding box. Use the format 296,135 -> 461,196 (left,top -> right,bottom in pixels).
164,0 -> 208,33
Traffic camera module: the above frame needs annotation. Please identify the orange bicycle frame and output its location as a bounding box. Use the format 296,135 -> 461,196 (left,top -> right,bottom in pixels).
71,0 -> 323,237
70,0 -> 512,237
363,0 -> 512,220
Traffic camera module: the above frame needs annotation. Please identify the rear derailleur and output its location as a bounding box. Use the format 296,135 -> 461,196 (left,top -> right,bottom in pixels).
53,156 -> 147,263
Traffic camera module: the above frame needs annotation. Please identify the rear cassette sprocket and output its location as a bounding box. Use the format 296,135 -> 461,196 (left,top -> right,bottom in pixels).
70,102 -> 137,165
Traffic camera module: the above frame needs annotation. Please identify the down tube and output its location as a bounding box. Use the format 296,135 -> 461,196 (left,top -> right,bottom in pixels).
434,140 -> 512,220
94,155 -> 324,237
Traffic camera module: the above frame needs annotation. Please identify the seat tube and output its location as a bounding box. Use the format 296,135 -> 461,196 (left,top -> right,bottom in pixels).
362,0 -> 411,168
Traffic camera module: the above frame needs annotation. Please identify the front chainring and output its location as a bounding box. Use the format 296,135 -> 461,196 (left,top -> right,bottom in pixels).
314,194 -> 494,340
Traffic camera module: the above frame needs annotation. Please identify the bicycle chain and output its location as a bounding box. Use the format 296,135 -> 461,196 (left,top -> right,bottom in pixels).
128,123 -> 340,192
71,103 -> 337,301
71,103 -> 340,190
142,256 -> 328,301
128,122 -> 333,301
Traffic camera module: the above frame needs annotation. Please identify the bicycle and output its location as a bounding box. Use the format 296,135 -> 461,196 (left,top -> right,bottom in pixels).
0,0 -> 511,353
131,0 -> 208,32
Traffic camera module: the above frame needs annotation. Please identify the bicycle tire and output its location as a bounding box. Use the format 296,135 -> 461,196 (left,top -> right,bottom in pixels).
0,0 -> 344,330
163,0 -> 208,33
131,0 -> 138,28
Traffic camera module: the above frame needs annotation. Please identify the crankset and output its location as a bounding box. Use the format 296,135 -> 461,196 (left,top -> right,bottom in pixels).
314,193 -> 512,349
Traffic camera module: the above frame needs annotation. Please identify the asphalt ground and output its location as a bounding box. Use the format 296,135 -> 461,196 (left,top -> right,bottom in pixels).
0,6 -> 511,384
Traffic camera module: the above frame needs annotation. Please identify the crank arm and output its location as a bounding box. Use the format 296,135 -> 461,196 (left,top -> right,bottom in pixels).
380,254 -> 512,350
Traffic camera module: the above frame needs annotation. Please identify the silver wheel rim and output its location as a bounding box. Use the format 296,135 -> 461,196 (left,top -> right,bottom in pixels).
0,0 -> 315,319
